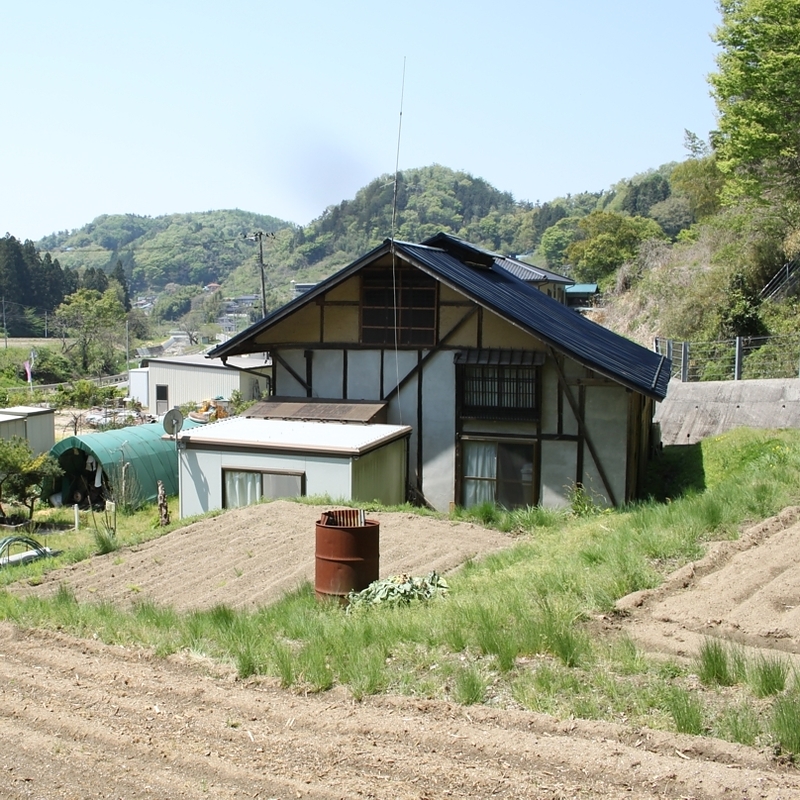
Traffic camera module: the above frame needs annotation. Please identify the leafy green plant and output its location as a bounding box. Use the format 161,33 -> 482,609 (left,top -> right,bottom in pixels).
346,572 -> 449,611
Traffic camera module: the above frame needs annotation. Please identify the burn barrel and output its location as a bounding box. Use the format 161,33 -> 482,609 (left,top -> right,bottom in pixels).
315,508 -> 379,601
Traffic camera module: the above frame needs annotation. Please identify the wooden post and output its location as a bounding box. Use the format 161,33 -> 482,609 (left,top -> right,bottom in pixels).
157,480 -> 170,527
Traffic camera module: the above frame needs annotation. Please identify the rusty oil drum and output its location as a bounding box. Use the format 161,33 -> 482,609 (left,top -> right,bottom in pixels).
315,509 -> 379,601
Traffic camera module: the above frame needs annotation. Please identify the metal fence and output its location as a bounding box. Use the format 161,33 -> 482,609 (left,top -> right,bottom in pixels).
654,335 -> 800,382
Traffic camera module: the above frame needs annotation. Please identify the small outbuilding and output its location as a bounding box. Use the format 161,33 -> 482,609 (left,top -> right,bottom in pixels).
129,353 -> 272,415
0,406 -> 55,454
177,417 -> 412,518
47,420 -> 200,509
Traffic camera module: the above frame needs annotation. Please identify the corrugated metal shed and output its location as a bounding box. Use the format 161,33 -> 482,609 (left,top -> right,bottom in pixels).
209,234 -> 670,400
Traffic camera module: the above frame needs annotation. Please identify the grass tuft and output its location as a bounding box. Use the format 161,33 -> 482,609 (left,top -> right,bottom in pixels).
770,693 -> 800,756
697,638 -> 735,687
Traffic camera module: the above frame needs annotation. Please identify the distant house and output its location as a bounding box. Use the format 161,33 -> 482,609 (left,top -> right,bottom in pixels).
208,233 -> 669,511
291,282 -> 317,298
565,283 -> 600,309
128,353 -> 271,415
491,258 -> 573,304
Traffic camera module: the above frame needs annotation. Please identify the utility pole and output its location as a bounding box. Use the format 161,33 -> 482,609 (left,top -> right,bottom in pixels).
245,231 -> 275,319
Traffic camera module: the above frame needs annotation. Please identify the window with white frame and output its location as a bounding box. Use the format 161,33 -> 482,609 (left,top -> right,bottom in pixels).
223,469 -> 305,508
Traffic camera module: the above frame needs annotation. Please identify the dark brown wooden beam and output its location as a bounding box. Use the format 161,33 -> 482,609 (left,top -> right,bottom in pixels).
383,306 -> 479,403
272,351 -> 312,395
549,348 -> 618,506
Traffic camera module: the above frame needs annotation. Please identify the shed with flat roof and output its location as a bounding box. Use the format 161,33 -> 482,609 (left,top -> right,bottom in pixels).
177,417 -> 411,518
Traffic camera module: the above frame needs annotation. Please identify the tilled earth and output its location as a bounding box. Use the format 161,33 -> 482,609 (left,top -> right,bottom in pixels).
3,502 -> 800,798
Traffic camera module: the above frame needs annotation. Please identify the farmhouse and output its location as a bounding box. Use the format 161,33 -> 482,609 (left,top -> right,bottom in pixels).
208,233 -> 670,511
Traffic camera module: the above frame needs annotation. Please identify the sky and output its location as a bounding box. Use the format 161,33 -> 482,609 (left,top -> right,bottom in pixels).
1,1 -> 722,242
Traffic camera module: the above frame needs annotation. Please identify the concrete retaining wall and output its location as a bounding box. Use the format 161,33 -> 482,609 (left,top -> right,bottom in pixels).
654,378 -> 800,445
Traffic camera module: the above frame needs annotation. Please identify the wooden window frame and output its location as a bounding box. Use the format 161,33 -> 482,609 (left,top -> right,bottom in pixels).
360,266 -> 438,346
457,364 -> 539,421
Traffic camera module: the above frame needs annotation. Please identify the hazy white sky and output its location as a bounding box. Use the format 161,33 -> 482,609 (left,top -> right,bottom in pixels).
1,1 -> 721,241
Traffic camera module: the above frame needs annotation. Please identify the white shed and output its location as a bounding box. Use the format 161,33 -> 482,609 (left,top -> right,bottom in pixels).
0,406 -> 55,454
138,354 -> 271,415
177,417 -> 411,518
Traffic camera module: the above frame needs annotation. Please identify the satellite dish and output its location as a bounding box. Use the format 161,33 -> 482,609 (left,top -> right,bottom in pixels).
162,408 -> 184,436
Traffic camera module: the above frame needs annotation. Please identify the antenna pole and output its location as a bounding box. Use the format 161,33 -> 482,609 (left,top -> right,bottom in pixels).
391,57 -> 407,242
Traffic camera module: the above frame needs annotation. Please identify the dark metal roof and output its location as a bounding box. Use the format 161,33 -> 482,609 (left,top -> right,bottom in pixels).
453,349 -> 546,367
494,258 -> 573,285
400,240 -> 669,400
209,235 -> 670,400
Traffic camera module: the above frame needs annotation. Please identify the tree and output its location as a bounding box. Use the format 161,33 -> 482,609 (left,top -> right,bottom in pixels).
620,173 -> 671,217
81,266 -> 109,293
0,436 -> 62,520
177,309 -> 206,345
670,156 -> 725,220
710,0 -> 800,204
648,195 -> 695,239
110,259 -> 131,311
566,212 -> 666,283
54,288 -> 127,375
539,217 -> 581,268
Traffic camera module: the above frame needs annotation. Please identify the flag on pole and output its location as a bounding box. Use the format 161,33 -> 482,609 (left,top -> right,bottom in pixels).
23,360 -> 31,382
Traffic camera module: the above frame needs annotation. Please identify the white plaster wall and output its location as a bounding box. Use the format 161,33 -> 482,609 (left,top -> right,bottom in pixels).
540,439 -> 577,508
582,386 -> 629,507
275,350 -> 309,396
347,351 -> 382,399
311,351 -> 344,398
421,350 -> 456,511
383,351 -> 420,487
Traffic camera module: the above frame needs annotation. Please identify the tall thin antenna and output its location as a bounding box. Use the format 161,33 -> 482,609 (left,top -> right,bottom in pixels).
390,58 -> 406,425
390,57 -> 406,243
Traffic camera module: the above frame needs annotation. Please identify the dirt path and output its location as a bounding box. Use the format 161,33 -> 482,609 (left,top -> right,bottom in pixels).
4,503 -> 800,797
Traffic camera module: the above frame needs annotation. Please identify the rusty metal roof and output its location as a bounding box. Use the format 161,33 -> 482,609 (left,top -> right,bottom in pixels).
245,398 -> 387,424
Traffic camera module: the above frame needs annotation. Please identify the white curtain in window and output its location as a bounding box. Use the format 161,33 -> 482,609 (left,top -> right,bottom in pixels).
462,441 -> 497,507
224,471 -> 262,508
